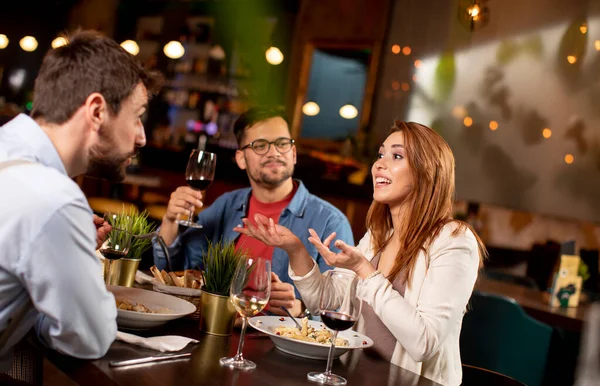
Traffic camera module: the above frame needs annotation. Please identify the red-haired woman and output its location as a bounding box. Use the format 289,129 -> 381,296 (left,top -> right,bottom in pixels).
236,121 -> 486,386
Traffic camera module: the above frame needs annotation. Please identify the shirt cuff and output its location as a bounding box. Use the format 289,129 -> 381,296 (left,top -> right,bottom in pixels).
288,260 -> 318,281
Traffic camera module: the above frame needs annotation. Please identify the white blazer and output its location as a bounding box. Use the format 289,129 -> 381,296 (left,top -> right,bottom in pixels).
289,222 -> 480,386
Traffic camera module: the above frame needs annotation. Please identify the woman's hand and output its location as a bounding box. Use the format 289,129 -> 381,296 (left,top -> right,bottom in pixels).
307,228 -> 375,278
233,213 -> 302,253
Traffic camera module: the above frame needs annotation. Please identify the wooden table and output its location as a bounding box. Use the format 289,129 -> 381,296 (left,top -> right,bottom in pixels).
475,277 -> 588,331
44,319 -> 441,386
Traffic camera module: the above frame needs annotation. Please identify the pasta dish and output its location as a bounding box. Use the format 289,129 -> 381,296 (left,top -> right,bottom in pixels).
274,317 -> 349,346
116,299 -> 170,314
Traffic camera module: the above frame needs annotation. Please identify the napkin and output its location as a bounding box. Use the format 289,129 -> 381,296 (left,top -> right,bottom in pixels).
116,331 -> 198,352
135,270 -> 155,284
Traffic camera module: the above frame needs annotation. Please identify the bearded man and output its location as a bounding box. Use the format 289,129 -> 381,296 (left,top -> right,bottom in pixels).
153,107 -> 354,317
0,29 -> 162,379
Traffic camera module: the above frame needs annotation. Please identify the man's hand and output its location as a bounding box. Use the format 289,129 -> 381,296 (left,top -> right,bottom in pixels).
268,272 -> 303,317
93,214 -> 112,250
164,186 -> 204,223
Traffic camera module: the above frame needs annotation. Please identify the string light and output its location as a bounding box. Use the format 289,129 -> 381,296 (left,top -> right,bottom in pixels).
19,36 -> 38,52
0,34 -> 9,49
564,154 -> 574,164
120,40 -> 139,56
339,104 -> 358,119
391,45 -> 400,54
51,37 -> 68,49
463,117 -> 473,127
542,128 -> 552,139
302,102 -> 320,116
265,47 -> 284,65
163,41 -> 185,59
489,121 -> 498,131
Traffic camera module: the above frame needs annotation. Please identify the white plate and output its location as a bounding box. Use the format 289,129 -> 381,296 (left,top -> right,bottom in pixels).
108,285 -> 196,330
151,279 -> 202,297
248,316 -> 373,360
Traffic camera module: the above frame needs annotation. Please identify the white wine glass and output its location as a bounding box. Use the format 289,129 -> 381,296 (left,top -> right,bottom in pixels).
307,270 -> 362,385
220,257 -> 271,371
176,150 -> 217,228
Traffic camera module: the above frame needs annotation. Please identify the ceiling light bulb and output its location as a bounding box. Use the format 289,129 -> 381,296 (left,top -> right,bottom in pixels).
163,41 -> 185,59
265,46 -> 284,65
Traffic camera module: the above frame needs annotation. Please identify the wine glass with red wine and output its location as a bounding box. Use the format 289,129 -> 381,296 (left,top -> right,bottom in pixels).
307,270 -> 362,386
176,150 -> 217,228
100,213 -> 133,285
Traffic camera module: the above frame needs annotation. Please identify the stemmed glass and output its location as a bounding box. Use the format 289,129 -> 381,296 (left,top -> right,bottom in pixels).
220,257 -> 271,371
307,270 -> 362,385
176,150 -> 217,228
100,213 -> 133,285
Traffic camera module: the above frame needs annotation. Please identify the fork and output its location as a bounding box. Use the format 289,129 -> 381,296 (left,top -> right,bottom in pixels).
280,306 -> 303,330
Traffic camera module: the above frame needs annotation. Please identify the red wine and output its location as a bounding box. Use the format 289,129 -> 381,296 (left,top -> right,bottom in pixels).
187,178 -> 212,191
321,311 -> 356,331
100,249 -> 127,260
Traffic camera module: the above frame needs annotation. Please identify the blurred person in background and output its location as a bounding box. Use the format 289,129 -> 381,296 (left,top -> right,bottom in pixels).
153,107 -> 354,317
0,30 -> 162,383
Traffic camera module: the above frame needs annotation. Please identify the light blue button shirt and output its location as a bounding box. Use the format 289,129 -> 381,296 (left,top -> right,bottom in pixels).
0,114 -> 117,372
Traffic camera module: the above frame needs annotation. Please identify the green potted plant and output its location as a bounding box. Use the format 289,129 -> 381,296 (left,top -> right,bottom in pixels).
105,207 -> 157,287
199,239 -> 248,336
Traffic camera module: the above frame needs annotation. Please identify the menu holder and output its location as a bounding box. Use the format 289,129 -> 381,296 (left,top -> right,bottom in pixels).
549,254 -> 583,308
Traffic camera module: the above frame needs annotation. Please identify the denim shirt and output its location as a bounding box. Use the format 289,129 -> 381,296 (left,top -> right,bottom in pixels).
153,180 -> 354,299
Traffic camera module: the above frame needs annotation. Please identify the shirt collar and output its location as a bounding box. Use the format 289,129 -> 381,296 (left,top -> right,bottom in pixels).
233,179 -> 308,217
2,114 -> 68,176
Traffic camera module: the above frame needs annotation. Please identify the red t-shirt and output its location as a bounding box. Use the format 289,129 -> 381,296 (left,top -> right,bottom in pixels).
235,183 -> 298,262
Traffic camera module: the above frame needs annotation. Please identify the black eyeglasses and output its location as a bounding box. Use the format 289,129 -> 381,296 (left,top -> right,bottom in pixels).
239,138 -> 295,155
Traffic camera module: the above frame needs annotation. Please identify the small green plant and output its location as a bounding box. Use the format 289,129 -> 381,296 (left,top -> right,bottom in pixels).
202,239 -> 249,296
107,206 -> 157,260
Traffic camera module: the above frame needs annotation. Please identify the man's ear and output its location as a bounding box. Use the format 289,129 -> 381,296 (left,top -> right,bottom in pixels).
84,92 -> 108,133
235,150 -> 247,170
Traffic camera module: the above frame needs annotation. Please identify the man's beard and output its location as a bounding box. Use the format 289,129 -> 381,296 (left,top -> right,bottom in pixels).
247,157 -> 294,188
87,125 -> 133,182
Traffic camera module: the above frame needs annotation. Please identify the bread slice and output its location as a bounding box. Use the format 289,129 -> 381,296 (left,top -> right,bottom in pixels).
150,266 -> 166,285
169,272 -> 184,287
183,270 -> 199,288
161,270 -> 175,286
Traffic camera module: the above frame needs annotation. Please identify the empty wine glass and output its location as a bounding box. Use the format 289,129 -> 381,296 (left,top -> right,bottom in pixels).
100,213 -> 133,285
220,257 -> 271,371
176,150 -> 217,228
307,270 -> 362,385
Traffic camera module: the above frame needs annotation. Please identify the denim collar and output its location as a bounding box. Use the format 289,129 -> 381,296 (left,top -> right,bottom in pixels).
233,179 -> 308,218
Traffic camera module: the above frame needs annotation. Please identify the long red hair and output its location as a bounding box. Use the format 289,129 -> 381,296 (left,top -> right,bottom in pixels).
366,121 -> 486,286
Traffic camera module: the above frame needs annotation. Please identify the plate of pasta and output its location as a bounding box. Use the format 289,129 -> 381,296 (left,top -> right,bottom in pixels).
108,285 -> 196,330
248,315 -> 373,360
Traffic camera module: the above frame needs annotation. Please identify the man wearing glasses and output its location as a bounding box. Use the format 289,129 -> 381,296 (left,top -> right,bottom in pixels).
153,107 -> 354,317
